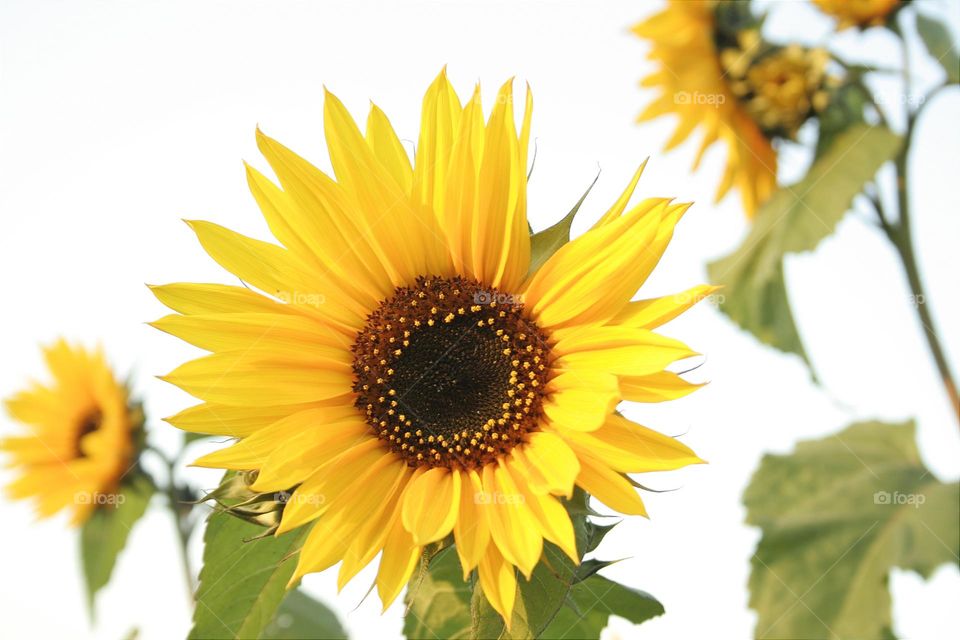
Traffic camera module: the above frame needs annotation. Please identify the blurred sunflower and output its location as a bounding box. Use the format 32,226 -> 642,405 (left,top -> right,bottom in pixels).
152,70 -> 706,624
633,1 -> 832,217
812,0 -> 899,29
1,341 -> 140,525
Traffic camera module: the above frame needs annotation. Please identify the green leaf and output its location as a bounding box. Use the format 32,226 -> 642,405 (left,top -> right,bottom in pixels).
403,547 -> 472,640
81,473 -> 155,614
404,490 -> 658,640
260,589 -> 347,639
471,541 -> 582,639
745,420 -> 960,639
916,13 -> 960,84
528,174 -> 599,275
707,123 -> 902,365
189,509 -> 308,640
540,575 -> 664,639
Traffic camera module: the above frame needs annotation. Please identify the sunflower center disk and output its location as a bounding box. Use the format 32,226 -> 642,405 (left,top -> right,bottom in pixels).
351,276 -> 552,470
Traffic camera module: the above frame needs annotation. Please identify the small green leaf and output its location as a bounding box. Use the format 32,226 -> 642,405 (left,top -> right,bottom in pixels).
81,473 -> 155,614
916,13 -> 960,84
528,174 -> 599,275
707,123 -> 902,366
189,509 -> 308,640
540,575 -> 664,639
260,589 -> 347,639
745,420 -> 960,639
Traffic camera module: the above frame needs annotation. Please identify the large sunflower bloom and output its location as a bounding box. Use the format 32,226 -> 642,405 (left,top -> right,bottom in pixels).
812,0 -> 899,30
1,341 -> 139,525
152,70 -> 706,623
633,1 -> 778,217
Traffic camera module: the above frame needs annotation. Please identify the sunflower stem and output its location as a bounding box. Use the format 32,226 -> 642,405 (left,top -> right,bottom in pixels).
880,22 -> 960,425
146,443 -> 197,600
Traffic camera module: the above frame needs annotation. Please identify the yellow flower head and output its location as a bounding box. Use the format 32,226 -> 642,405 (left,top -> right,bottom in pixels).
633,1 -> 832,217
812,0 -> 899,30
152,70 -> 707,624
2,341 -> 139,525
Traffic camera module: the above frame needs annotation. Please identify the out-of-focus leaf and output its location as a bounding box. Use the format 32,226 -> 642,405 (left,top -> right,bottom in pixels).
189,509 -> 308,639
707,123 -> 901,366
260,589 -> 347,639
815,83 -> 869,157
916,13 -> 960,84
745,420 -> 960,639
528,174 -> 599,275
540,575 -> 664,639
81,473 -> 155,614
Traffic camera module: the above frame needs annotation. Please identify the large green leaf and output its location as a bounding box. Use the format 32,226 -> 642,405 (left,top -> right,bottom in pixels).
189,509 -> 308,639
540,575 -> 663,639
707,123 -> 902,365
745,420 -> 960,639
81,472 -> 155,614
260,589 -> 347,639
916,12 -> 960,84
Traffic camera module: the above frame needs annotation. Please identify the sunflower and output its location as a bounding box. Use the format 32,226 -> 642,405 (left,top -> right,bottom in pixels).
152,70 -> 706,623
812,0 -> 899,30
1,341 -> 140,525
633,2 -> 831,217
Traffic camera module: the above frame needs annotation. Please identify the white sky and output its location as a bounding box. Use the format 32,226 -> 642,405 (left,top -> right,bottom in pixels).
1,1 -> 958,638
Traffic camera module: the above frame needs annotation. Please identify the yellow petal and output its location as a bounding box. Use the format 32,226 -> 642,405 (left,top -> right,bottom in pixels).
477,544 -> 517,627
191,406 -> 360,470
148,282 -> 285,316
523,198 -> 673,329
291,456 -> 409,584
377,505 -> 422,611
510,431 -> 579,497
591,160 -> 648,229
150,312 -> 351,358
553,325 -> 698,377
184,219 -> 365,331
160,351 -> 352,406
476,78 -> 529,290
453,469 -> 490,578
254,129 -> 395,294
481,462 -> 542,578
413,68 -> 463,215
402,466 -> 461,545
620,370 -> 704,403
543,371 -> 619,432
164,402 -> 317,438
245,161 -> 384,307
324,88 -> 452,282
510,466 -> 579,563
366,103 -> 414,192
338,466 -> 412,590
561,413 -> 703,474
611,284 -> 720,330
276,439 -> 390,534
576,454 -> 648,516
